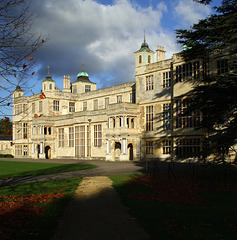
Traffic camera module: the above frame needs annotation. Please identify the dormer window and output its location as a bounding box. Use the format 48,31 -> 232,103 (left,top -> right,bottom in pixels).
85,85 -> 91,92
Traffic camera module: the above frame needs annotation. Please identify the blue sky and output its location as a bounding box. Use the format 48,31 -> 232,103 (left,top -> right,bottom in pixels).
1,0 -> 221,117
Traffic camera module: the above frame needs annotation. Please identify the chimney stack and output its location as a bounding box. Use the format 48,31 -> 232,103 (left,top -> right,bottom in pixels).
156,46 -> 165,62
63,75 -> 71,92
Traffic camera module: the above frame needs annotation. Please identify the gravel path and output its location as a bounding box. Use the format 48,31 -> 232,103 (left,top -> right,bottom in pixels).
52,176 -> 148,240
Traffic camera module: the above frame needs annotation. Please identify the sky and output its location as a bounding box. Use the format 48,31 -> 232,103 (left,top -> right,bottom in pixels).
1,0 -> 221,116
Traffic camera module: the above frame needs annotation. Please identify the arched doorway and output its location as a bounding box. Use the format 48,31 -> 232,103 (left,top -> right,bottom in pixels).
128,143 -> 133,161
115,142 -> 121,161
45,146 -> 51,159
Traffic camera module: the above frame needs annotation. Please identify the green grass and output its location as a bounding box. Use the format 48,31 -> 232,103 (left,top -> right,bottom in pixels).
110,174 -> 237,240
0,177 -> 82,240
0,161 -> 96,178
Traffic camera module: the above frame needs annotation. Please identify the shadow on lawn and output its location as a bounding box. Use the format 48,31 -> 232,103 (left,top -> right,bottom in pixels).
0,164 -> 96,179
111,171 -> 237,240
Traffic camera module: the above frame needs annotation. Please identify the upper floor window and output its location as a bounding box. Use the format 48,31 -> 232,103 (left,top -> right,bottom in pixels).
15,104 -> 22,115
15,123 -> 22,140
32,103 -> 35,114
83,102 -> 87,111
53,100 -> 59,111
39,101 -> 42,112
193,61 -> 200,79
69,102 -> 75,112
175,99 -> 200,128
94,100 -> 98,110
217,59 -> 228,75
130,92 -> 136,103
139,55 -> 142,64
176,61 -> 200,82
163,103 -> 171,130
49,84 -> 52,90
23,123 -> 28,139
23,104 -> 27,114
148,55 -> 151,64
117,95 -> 122,103
85,85 -> 91,92
163,71 -> 171,88
72,85 -> 77,93
146,105 -> 153,131
105,97 -> 109,109
146,75 -> 153,91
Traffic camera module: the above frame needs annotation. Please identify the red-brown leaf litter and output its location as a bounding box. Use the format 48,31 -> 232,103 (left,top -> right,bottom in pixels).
0,193 -> 65,240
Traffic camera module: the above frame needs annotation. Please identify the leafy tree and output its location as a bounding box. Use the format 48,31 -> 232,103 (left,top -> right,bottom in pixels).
0,117 -> 12,135
0,0 -> 47,113
176,0 -> 237,162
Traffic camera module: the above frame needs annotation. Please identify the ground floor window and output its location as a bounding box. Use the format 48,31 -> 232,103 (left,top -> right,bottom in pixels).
75,125 -> 85,157
175,138 -> 201,158
163,140 -> 171,155
146,141 -> 153,155
15,145 -> 22,156
23,145 -> 28,156
94,124 -> 102,147
69,127 -> 74,147
58,128 -> 64,147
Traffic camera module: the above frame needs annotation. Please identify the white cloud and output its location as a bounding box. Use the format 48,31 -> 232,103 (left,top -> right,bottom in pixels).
174,0 -> 211,28
30,0 -> 181,89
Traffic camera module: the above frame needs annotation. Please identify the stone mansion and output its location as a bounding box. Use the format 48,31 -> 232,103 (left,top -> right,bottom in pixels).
12,39 -> 232,161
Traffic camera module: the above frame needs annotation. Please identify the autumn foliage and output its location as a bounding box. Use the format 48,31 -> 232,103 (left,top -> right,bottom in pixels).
0,193 -> 65,240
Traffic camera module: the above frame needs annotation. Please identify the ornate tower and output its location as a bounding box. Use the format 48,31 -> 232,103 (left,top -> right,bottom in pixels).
134,32 -> 155,75
42,66 -> 55,92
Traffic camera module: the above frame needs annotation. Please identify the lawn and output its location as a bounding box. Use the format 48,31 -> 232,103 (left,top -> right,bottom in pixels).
0,177 -> 82,240
0,161 -> 96,179
110,170 -> 237,240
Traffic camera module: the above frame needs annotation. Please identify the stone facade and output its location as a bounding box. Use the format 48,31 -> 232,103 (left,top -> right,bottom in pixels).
12,40 -> 234,161
0,136 -> 13,156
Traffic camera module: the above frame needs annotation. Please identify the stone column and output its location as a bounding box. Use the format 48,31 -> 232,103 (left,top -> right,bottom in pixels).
106,139 -> 113,161
106,139 -> 111,154
39,142 -> 45,159
32,143 -> 35,154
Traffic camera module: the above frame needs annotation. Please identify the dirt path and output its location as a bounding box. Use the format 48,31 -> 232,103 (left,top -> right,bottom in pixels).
53,176 -> 148,240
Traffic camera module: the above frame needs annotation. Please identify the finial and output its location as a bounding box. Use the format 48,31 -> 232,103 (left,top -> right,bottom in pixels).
144,30 -> 146,43
47,66 -> 50,75
82,61 -> 85,72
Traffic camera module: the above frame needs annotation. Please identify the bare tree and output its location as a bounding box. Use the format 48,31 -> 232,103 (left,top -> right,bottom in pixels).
0,0 -> 47,114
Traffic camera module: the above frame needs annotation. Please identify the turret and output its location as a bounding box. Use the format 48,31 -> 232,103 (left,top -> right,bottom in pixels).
71,61 -> 96,94
134,33 -> 155,75
42,66 -> 55,92
13,85 -> 24,99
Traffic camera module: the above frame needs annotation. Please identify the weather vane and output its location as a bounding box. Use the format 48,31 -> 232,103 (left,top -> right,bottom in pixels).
82,61 -> 85,72
47,66 -> 50,74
